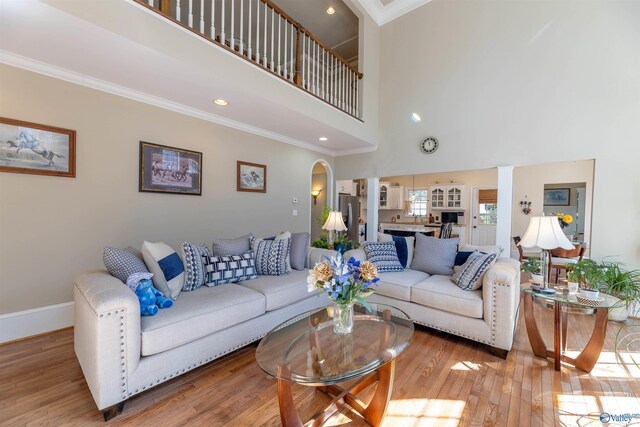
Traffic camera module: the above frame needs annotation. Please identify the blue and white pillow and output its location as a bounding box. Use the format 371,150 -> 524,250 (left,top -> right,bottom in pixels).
103,246 -> 150,283
203,251 -> 257,286
142,241 -> 185,299
250,236 -> 290,276
451,251 -> 498,291
181,242 -> 212,291
378,233 -> 414,268
362,241 -> 404,272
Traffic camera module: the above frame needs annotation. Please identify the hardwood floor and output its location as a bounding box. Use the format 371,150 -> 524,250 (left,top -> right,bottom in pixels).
1,301 -> 639,426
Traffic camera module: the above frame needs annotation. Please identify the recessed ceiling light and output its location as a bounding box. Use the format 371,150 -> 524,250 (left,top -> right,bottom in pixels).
411,112 -> 422,123
319,137 -> 328,141
213,98 -> 228,106
326,7 -> 336,15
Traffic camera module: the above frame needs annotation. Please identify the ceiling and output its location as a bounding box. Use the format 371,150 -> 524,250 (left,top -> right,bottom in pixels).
355,0 -> 432,26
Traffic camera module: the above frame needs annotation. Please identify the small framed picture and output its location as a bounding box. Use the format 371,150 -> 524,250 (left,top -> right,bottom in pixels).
139,141 -> 202,195
0,117 -> 76,177
237,161 -> 266,193
544,188 -> 570,206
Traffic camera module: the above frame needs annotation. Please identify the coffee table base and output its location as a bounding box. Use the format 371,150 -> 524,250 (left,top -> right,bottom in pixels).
277,360 -> 395,427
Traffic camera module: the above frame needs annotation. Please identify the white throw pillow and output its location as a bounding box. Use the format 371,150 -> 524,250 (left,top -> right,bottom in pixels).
142,241 -> 185,299
275,231 -> 292,272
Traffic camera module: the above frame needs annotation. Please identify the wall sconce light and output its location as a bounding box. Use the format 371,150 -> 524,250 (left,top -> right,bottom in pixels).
311,189 -> 322,205
520,199 -> 532,215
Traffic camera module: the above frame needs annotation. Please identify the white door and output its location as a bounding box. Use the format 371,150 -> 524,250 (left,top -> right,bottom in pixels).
471,187 -> 497,246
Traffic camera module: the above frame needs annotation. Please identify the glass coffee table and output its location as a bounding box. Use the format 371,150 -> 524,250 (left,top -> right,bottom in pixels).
522,286 -> 617,372
256,303 -> 414,427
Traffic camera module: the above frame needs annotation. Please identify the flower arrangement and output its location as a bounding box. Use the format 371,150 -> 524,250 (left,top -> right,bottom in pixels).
553,212 -> 573,229
307,253 -> 379,307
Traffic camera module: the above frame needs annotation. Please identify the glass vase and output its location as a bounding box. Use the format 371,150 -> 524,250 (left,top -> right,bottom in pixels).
333,302 -> 354,335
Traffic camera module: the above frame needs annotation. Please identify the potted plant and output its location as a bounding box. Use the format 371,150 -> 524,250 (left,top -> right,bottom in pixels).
567,259 -> 604,299
311,205 -> 332,249
521,257 -> 544,284
600,261 -> 640,321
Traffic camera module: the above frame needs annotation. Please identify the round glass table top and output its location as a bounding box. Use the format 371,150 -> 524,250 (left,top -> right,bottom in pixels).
255,303 -> 414,386
522,285 -> 618,309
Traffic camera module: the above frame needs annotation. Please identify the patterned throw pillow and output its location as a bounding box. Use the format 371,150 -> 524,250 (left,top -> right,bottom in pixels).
181,242 -> 212,291
451,251 -> 498,291
378,233 -> 414,268
203,251 -> 257,286
362,241 -> 404,272
142,241 -> 185,300
212,234 -> 254,256
250,236 -> 291,276
410,234 -> 460,275
290,232 -> 310,270
103,246 -> 150,283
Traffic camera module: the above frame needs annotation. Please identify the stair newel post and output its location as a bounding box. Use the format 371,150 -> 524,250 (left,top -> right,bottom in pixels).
294,28 -> 301,87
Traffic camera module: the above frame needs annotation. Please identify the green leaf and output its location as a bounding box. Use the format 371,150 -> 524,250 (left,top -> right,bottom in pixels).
355,296 -> 373,312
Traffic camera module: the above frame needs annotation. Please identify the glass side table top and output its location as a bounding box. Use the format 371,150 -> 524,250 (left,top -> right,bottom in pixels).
522,285 -> 617,309
255,303 -> 414,386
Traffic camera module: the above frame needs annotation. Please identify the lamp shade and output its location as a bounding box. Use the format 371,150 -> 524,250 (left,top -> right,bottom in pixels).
323,211 -> 347,232
519,216 -> 574,250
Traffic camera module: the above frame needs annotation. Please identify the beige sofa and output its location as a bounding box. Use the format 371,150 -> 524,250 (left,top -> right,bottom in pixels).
345,248 -> 521,354
73,248 -> 334,419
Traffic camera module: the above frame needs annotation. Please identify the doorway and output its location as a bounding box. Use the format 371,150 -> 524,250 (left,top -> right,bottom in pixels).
471,187 -> 498,246
310,160 -> 333,242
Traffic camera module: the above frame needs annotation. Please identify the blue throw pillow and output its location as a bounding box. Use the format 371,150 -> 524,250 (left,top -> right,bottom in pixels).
203,251 -> 257,286
451,251 -> 498,291
362,241 -> 404,272
250,236 -> 291,275
455,251 -> 475,266
181,242 -> 212,291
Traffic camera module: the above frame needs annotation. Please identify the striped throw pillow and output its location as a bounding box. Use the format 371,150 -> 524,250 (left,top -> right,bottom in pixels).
451,251 -> 498,291
362,241 -> 404,272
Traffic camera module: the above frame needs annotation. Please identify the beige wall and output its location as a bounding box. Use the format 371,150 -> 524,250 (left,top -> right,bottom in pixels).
512,160 -> 594,257
0,65 -> 333,314
336,0 -> 640,267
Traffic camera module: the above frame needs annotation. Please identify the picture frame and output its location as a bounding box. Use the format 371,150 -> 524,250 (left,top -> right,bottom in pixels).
237,161 -> 267,193
139,141 -> 202,195
0,117 -> 76,178
543,188 -> 570,206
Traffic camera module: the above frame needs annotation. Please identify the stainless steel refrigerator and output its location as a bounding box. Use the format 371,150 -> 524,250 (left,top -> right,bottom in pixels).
338,194 -> 360,243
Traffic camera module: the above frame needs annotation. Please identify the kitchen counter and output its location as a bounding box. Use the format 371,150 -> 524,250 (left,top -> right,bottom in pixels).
380,223 -> 466,233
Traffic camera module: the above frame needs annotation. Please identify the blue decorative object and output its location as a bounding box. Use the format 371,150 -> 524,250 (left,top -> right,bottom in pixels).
454,251 -> 475,266
131,277 -> 173,316
391,235 -> 409,268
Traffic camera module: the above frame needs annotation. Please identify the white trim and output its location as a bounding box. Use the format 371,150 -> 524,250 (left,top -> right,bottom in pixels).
0,49 -> 348,157
356,0 -> 433,26
333,145 -> 378,157
0,302 -> 74,344
367,177 -> 380,241
496,166 -> 514,255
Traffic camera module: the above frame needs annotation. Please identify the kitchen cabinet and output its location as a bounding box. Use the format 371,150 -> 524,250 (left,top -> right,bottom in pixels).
337,180 -> 357,196
429,184 -> 466,210
378,182 -> 390,209
379,184 -> 404,209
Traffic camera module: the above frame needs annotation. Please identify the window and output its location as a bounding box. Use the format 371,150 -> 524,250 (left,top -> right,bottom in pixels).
478,189 -> 498,225
405,189 -> 428,216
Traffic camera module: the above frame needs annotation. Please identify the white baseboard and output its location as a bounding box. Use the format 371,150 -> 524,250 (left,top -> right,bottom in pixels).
0,302 -> 74,344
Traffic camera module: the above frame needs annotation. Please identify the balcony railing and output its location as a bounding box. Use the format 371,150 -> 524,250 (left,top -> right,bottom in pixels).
135,0 -> 363,118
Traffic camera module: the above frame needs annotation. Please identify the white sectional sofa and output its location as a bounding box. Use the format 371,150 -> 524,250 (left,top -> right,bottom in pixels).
74,248 -> 334,420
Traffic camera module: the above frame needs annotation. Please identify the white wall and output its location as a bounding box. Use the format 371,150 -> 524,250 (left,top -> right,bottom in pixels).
336,0 -> 640,267
0,64 -> 333,315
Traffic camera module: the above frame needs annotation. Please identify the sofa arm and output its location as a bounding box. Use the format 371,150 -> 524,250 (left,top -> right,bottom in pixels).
482,258 -> 521,350
74,270 -> 141,410
306,247 -> 338,268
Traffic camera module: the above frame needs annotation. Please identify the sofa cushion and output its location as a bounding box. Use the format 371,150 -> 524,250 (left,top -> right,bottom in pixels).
411,234 -> 460,275
203,251 -> 257,286
451,251 -> 498,291
375,268 -> 430,301
142,241 -> 185,300
181,242 -> 212,291
378,233 -> 415,268
103,246 -> 149,284
362,241 -> 404,272
140,284 -> 265,356
411,275 -> 483,319
344,248 -> 366,263
290,232 -> 310,270
251,236 -> 291,276
237,269 -> 319,311
460,244 -> 503,257
275,231 -> 292,272
212,234 -> 253,256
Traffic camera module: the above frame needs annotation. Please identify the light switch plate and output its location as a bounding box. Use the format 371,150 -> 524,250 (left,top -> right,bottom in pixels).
292,209 -> 298,216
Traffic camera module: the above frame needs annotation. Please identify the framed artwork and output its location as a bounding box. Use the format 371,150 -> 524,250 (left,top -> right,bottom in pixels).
544,188 -> 570,206
0,117 -> 76,177
139,141 -> 202,195
237,161 -> 267,193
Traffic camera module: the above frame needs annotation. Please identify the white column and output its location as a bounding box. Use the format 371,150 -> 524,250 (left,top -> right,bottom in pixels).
367,177 -> 379,242
496,166 -> 514,256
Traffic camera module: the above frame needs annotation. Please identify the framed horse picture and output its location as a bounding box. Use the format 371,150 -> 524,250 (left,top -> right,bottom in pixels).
139,141 -> 202,195
0,117 -> 76,177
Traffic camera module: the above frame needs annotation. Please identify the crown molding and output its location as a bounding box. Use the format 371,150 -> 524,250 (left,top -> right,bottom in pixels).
333,145 -> 378,156
356,0 -> 432,26
0,49 -> 350,157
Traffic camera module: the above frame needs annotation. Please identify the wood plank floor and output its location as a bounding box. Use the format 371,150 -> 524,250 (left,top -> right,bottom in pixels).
1,300 -> 640,426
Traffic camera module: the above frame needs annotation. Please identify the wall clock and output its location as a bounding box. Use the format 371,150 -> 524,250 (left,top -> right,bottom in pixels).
420,137 -> 439,154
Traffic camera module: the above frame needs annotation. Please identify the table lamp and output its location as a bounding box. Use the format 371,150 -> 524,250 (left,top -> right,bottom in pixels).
518,216 -> 574,291
323,211 -> 347,245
